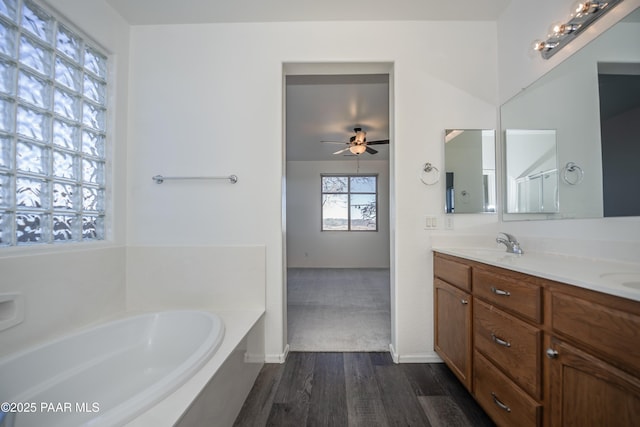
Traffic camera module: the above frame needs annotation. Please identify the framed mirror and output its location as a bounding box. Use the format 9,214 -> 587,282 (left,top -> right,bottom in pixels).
500,7 -> 640,221
444,129 -> 496,214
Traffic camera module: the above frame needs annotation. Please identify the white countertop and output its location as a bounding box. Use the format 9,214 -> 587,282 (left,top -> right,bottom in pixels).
433,247 -> 640,302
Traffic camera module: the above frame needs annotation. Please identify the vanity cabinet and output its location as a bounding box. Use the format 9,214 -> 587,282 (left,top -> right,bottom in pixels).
433,251 -> 640,427
433,255 -> 472,390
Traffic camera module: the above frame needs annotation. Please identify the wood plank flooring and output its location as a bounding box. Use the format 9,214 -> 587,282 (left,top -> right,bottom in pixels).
233,352 -> 495,427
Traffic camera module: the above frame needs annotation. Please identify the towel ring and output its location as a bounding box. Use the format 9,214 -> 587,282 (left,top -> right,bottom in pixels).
419,163 -> 440,186
562,162 -> 584,185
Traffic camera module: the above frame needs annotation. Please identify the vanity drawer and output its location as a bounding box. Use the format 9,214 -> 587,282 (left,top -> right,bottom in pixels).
474,350 -> 542,427
473,268 -> 542,323
434,254 -> 471,292
551,289 -> 640,376
474,299 -> 541,399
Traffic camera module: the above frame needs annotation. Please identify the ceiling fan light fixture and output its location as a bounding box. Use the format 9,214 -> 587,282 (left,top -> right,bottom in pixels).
354,129 -> 367,144
350,144 -> 367,155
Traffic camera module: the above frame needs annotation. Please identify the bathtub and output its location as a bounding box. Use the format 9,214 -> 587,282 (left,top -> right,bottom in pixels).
0,310 -> 224,427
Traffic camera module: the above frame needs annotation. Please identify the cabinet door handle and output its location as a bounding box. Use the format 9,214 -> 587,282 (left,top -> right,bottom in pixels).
491,392 -> 512,413
491,286 -> 511,296
491,333 -> 511,348
461,299 -> 469,305
546,348 -> 559,359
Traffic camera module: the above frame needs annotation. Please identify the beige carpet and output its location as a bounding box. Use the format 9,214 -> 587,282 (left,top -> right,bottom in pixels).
287,268 -> 391,351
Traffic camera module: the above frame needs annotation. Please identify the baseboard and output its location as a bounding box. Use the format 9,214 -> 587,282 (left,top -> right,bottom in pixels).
389,344 -> 444,364
264,344 -> 289,363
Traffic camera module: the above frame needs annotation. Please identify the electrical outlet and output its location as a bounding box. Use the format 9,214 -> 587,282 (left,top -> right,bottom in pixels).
445,215 -> 454,230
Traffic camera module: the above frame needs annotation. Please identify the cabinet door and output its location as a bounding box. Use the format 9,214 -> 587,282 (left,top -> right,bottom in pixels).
434,277 -> 472,390
548,336 -> 640,426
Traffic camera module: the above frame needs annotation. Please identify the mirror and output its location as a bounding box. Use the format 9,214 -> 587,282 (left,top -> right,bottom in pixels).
501,7 -> 640,220
444,129 -> 496,214
505,129 -> 559,213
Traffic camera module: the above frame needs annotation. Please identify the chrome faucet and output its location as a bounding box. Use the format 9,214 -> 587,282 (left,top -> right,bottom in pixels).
496,232 -> 524,254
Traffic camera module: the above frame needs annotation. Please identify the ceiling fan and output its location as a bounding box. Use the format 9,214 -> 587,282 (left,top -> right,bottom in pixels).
322,127 -> 390,155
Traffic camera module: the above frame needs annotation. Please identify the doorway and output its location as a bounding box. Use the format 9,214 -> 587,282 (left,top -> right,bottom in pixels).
283,63 -> 394,352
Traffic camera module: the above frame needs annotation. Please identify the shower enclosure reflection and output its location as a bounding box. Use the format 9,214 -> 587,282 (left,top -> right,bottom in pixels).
505,129 -> 559,214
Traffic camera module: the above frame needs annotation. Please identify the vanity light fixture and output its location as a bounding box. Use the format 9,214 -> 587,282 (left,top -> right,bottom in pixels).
533,0 -> 623,59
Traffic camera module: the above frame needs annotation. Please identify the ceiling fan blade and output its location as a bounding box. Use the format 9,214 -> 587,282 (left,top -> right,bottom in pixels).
365,146 -> 378,155
321,140 -> 348,145
333,147 -> 351,155
366,139 -> 390,145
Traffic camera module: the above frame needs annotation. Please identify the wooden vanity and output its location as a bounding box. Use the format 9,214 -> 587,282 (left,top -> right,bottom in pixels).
433,251 -> 640,427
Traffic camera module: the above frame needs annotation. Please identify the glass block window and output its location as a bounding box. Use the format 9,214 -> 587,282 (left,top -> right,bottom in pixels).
0,0 -> 107,246
321,175 -> 377,231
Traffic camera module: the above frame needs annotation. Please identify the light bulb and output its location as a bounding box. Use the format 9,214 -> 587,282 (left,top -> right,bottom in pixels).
552,22 -> 580,35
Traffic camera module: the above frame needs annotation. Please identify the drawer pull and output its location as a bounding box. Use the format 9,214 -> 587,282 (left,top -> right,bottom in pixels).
491,333 -> 511,348
491,286 -> 511,296
546,348 -> 559,359
461,299 -> 469,305
491,392 -> 512,413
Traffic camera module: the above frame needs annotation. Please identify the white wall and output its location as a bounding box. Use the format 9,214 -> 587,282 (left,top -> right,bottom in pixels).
0,0 -> 130,357
126,20 -> 498,361
287,160 -> 390,268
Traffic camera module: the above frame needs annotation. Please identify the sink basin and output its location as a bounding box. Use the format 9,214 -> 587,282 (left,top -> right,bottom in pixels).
599,272 -> 640,290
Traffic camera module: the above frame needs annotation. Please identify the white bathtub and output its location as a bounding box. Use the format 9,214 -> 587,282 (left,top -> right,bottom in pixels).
0,310 -> 224,427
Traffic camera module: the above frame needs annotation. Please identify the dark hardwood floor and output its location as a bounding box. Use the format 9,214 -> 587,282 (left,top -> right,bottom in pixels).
233,352 -> 495,427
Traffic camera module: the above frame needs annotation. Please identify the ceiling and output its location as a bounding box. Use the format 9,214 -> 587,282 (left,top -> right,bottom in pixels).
286,74 -> 390,162
105,0 -> 511,25
103,0 -> 512,163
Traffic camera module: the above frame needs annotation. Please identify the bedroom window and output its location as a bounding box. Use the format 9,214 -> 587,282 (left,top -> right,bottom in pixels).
0,0 -> 107,246
321,175 -> 377,231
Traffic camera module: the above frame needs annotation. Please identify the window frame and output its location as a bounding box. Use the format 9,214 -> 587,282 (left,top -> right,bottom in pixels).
320,174 -> 378,232
0,0 -> 109,247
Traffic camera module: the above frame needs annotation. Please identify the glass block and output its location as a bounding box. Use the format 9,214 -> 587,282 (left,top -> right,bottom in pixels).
53,181 -> 76,210
82,102 -> 105,131
0,0 -> 17,20
16,140 -> 47,174
16,176 -> 47,207
21,1 -> 53,43
0,211 -> 11,245
82,214 -> 103,240
84,47 -> 107,79
82,158 -> 103,184
0,173 -> 11,207
350,176 -> 376,193
54,57 -> 81,92
19,35 -> 52,75
82,130 -> 104,157
0,58 -> 16,95
322,193 -> 348,230
53,150 -> 77,179
0,136 -> 11,169
53,119 -> 79,149
56,25 -> 80,63
82,186 -> 103,211
83,74 -> 105,104
0,20 -> 17,57
350,194 -> 377,230
16,211 -> 45,243
18,69 -> 50,108
0,97 -> 14,132
53,214 -> 74,241
322,176 -> 348,193
17,105 -> 50,142
53,88 -> 81,122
